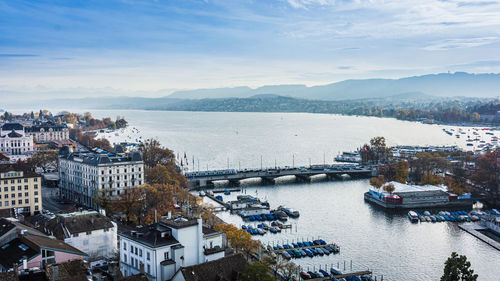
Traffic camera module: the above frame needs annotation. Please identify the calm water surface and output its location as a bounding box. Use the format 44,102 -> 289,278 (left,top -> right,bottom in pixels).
88,110 -> 500,280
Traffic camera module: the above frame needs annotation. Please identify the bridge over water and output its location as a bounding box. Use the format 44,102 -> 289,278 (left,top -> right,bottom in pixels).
186,166 -> 376,189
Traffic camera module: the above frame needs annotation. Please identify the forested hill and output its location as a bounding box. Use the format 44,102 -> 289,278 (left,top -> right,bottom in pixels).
147,95 -> 500,125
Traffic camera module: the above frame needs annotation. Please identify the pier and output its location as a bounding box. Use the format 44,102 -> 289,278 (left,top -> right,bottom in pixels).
187,165 -> 375,188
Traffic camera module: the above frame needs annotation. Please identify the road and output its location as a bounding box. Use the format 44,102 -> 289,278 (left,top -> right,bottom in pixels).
41,185 -> 76,213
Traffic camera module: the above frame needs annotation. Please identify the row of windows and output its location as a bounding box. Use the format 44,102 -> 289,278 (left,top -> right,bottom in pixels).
0,198 -> 38,206
1,185 -> 38,192
0,191 -> 38,199
0,178 -> 37,184
122,255 -> 152,275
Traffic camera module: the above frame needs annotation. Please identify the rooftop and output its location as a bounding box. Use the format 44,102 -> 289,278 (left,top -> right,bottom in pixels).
44,211 -> 115,239
59,148 -> 142,166
178,253 -> 246,281
120,224 -> 180,249
160,216 -> 199,229
1,123 -> 23,132
0,237 -> 39,269
22,234 -> 86,256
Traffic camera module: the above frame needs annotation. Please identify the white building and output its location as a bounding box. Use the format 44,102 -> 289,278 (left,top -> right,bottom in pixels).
40,210 -> 118,259
0,123 -> 34,160
119,215 -> 225,281
58,146 -> 144,209
26,121 -> 70,143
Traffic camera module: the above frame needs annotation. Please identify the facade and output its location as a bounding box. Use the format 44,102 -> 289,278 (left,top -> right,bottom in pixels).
0,123 -> 34,159
40,210 -> 118,259
58,146 -> 144,208
0,166 -> 42,215
119,215 -> 225,281
26,122 -> 70,143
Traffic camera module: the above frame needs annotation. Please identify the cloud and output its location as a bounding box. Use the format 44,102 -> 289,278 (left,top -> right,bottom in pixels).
423,37 -> 498,50
0,54 -> 37,58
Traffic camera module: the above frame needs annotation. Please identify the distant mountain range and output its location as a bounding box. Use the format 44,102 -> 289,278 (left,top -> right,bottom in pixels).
167,72 -> 500,100
2,72 -> 499,110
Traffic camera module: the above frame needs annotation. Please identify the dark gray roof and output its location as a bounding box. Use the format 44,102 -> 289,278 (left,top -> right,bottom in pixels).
59,149 -> 143,166
43,211 -> 114,239
179,253 -> 246,281
26,122 -> 67,133
1,123 -> 23,131
120,224 -> 179,249
0,238 -> 38,270
160,216 -> 198,229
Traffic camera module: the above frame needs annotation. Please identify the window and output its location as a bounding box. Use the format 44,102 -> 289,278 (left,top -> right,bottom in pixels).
147,264 -> 150,274
86,231 -> 92,235
139,249 -> 142,257
24,185 -> 28,190
10,186 -> 14,191
123,242 -> 127,250
147,252 -> 150,261
3,187 -> 7,192
104,228 -> 109,232
11,194 -> 15,198
5,201 -> 8,206
123,254 -> 127,263
164,252 -> 169,260
24,179 -> 28,183
11,200 -> 15,206
135,247 -> 138,255
17,186 -> 21,191
34,184 -> 38,189
24,192 -> 28,197
25,199 -> 29,204
34,178 -> 38,182
35,198 -> 38,203
73,233 -> 79,237
4,194 -> 8,198
18,193 -> 21,197
34,191 -> 38,196
17,179 -> 21,183
35,205 -> 39,211
18,199 -> 22,205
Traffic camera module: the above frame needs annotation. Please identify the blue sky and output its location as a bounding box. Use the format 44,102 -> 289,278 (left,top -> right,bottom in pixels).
1,0 -> 500,96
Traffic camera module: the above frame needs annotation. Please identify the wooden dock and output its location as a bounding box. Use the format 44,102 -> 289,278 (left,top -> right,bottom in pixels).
205,193 -> 230,209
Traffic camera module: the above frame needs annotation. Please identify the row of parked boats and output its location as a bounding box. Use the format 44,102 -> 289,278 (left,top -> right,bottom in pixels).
407,209 -> 495,223
242,221 -> 289,235
300,269 -> 373,281
267,239 -> 341,259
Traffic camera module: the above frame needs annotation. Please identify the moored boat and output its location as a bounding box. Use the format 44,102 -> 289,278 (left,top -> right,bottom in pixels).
408,211 -> 419,223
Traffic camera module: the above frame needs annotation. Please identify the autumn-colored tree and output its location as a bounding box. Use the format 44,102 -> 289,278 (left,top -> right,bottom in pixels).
384,183 -> 395,194
410,152 -> 446,184
141,184 -> 176,224
395,160 -> 410,183
215,224 -> 256,256
369,175 -> 386,190
110,188 -> 143,224
139,139 -> 175,168
145,164 -> 187,188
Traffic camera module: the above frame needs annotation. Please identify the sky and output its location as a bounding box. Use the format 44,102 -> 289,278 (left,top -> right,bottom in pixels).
1,0 -> 500,97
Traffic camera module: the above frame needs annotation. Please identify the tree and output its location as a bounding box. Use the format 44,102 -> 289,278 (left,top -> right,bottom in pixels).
238,262 -> 276,281
110,188 -> 143,224
384,183 -> 395,194
470,150 -> 499,205
395,160 -> 409,183
145,164 -> 187,187
139,139 -> 175,168
441,252 -> 478,281
214,224 -> 256,256
470,112 -> 480,122
369,175 -> 386,191
29,150 -> 58,172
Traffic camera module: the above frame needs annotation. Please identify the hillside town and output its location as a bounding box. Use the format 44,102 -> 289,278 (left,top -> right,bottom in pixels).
0,110 -> 498,281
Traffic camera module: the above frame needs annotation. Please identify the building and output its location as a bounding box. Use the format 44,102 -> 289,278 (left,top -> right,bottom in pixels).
0,217 -> 47,246
37,210 -> 118,259
0,165 -> 42,216
26,122 -> 70,143
171,253 -> 246,281
58,146 -> 144,208
364,181 -> 472,209
0,232 -> 86,272
0,123 -> 34,160
119,215 -> 226,281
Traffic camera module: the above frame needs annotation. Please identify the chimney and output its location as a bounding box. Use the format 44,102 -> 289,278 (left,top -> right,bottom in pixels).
23,257 -> 27,270
154,209 -> 157,223
168,211 -> 172,219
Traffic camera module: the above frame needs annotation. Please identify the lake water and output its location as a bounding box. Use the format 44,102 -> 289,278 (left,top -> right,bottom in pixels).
89,110 -> 500,280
